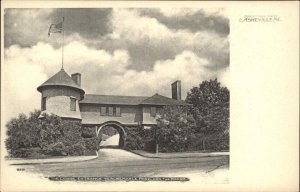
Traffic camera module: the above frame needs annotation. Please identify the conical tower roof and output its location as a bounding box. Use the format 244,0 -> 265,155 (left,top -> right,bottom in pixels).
37,69 -> 85,95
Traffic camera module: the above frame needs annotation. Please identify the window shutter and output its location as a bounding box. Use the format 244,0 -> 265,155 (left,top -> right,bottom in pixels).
150,107 -> 156,117
42,97 -> 47,110
116,107 -> 121,116
70,98 -> 76,111
100,106 -> 107,115
108,107 -> 113,116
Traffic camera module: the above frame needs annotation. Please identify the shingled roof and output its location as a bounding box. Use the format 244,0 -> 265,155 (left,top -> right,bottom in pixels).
140,93 -> 189,106
80,94 -> 148,105
37,69 -> 85,95
80,93 -> 189,106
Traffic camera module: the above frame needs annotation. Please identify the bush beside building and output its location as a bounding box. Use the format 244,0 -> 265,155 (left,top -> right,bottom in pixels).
124,127 -> 155,152
5,110 -> 90,158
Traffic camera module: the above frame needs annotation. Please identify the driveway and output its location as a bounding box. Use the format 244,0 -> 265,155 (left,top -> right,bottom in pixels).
14,149 -> 229,183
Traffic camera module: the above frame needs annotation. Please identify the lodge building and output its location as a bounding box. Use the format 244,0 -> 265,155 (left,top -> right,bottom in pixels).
37,69 -> 189,147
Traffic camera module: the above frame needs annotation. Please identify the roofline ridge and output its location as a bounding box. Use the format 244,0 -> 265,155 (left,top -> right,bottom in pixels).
37,84 -> 85,94
85,94 -> 149,98
139,93 -> 189,105
139,93 -> 161,104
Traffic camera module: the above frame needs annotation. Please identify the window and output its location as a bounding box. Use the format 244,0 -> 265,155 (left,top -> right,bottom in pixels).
115,107 -> 121,116
108,107 -> 114,116
150,107 -> 156,117
100,106 -> 107,115
70,97 -> 76,111
100,106 -> 121,116
41,97 -> 46,110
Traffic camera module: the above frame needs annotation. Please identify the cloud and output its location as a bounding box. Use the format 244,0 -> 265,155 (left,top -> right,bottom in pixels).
139,8 -> 229,35
51,8 -> 112,40
158,8 -> 227,18
4,8 -> 112,48
109,9 -> 174,45
110,50 -> 213,97
219,67 -> 230,88
158,8 -> 202,17
3,46 -> 47,125
4,9 -> 55,47
5,8 -> 229,73
104,9 -> 229,71
200,8 -> 228,18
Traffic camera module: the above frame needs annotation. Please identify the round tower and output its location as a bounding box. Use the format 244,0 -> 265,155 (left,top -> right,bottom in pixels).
37,69 -> 85,120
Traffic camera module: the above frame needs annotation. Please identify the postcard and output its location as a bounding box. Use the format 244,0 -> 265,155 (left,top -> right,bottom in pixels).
1,1 -> 299,191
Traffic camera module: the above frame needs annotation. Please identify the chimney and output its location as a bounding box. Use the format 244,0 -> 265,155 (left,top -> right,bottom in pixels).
171,80 -> 181,100
71,73 -> 81,86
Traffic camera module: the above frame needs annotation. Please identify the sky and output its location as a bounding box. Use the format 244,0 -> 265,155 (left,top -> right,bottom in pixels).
3,8 -> 229,123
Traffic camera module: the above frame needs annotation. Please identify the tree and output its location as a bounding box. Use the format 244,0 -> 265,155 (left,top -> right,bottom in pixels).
156,105 -> 196,152
185,79 -> 229,136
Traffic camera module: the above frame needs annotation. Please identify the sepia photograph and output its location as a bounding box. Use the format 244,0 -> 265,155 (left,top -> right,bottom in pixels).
1,1 -> 298,192
3,7 -> 230,182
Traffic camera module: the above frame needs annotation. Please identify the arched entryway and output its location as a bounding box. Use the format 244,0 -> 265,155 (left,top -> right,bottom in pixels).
96,121 -> 126,148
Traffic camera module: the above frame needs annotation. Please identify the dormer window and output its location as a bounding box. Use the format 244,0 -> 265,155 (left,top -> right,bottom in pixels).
70,97 -> 76,111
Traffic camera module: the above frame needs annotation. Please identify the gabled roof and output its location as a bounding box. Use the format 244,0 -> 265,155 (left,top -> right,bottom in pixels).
80,93 -> 189,106
140,93 -> 189,106
37,69 -> 85,95
80,94 -> 148,105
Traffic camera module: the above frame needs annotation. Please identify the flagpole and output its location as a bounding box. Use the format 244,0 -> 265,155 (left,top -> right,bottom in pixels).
61,16 -> 65,70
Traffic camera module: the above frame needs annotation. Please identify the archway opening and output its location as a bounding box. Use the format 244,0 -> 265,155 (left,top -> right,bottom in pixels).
97,122 -> 126,149
99,126 -> 119,148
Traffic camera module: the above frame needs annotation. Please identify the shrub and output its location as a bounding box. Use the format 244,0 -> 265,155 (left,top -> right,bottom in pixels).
66,141 -> 86,156
10,148 -> 33,158
44,142 -> 67,156
186,133 -> 206,151
42,119 -> 86,156
84,137 -> 100,151
125,128 -> 144,150
39,114 -> 64,149
101,126 -> 118,136
5,111 -> 44,158
82,126 -> 96,138
156,106 -> 196,152
59,120 -> 83,146
5,111 -> 87,158
125,127 -> 155,152
205,138 -> 229,151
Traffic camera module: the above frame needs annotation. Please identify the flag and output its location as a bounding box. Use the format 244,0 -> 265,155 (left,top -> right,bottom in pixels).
48,20 -> 63,37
